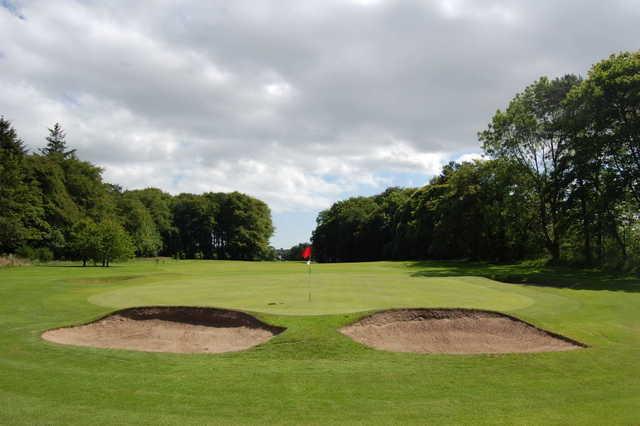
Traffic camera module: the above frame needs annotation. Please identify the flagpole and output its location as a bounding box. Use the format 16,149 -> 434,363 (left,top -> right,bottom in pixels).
302,245 -> 312,303
307,257 -> 311,302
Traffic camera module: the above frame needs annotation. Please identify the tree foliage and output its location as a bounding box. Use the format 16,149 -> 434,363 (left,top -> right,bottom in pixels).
40,123 -> 76,159
171,191 -> 274,260
312,160 -> 540,262
0,121 -> 274,265
93,218 -> 135,267
573,51 -> 640,203
0,117 -> 46,253
479,75 -> 581,262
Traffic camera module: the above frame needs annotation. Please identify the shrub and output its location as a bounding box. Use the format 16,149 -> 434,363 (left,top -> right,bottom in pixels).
35,247 -> 54,262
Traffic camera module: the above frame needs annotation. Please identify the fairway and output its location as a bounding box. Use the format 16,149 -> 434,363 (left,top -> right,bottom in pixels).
1,260 -> 639,424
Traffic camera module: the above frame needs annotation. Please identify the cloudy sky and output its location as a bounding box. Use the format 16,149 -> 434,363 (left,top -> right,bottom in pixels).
1,0 -> 639,247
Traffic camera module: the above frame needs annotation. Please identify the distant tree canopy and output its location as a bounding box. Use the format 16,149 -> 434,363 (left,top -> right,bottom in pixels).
312,161 -> 541,263
0,118 -> 274,265
170,191 -> 274,260
313,51 -> 640,269
282,242 -> 311,260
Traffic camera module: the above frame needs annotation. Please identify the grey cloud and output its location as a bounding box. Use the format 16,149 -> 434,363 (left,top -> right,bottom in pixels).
1,0 -> 639,213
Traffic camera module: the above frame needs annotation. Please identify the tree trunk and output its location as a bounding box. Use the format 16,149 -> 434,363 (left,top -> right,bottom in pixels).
538,194 -> 557,263
580,189 -> 592,266
596,218 -> 604,265
548,240 -> 560,264
610,218 -> 627,261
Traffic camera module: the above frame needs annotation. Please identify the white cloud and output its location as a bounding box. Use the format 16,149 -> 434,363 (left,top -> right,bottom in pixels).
350,0 -> 386,6
436,0 -> 519,23
264,81 -> 293,98
372,139 -> 446,175
456,152 -> 485,163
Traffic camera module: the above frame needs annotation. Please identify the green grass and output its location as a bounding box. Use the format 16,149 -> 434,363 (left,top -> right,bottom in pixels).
0,260 -> 638,425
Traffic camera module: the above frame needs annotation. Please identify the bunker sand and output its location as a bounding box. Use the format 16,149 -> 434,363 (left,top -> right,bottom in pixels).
42,307 -> 285,353
340,308 -> 585,354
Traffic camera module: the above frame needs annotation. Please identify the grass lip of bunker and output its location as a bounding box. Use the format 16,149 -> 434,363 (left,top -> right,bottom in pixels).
340,308 -> 586,354
42,306 -> 286,354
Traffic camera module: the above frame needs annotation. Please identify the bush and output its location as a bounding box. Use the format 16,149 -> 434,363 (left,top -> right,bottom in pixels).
16,245 -> 36,260
15,245 -> 54,262
35,247 -> 54,262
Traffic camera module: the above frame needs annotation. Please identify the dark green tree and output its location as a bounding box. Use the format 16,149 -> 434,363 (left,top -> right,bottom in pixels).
575,51 -> 640,203
70,219 -> 98,266
217,192 -> 274,260
40,123 -> 76,159
0,117 -> 46,253
93,218 -> 134,267
172,193 -> 213,258
126,188 -> 175,254
563,51 -> 640,266
118,193 -> 162,257
479,75 -> 581,263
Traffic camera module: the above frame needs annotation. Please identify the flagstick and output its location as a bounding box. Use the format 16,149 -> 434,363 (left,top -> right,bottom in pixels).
301,246 -> 312,303
307,259 -> 311,302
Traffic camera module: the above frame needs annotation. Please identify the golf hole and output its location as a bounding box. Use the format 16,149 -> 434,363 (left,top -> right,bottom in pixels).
42,307 -> 285,353
340,308 -> 585,354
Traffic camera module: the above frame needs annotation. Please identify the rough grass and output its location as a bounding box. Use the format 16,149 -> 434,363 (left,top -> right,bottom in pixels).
0,255 -> 30,267
0,260 -> 638,425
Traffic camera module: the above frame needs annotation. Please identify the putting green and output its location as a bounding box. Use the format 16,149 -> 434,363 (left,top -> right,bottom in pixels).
89,270 -> 534,315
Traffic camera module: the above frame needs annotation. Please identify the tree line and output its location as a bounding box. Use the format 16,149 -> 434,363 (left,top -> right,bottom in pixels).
277,242 -> 311,261
312,51 -> 640,269
0,121 -> 275,265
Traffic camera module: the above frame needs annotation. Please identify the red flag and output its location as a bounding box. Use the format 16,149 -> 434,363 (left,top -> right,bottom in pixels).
301,246 -> 312,260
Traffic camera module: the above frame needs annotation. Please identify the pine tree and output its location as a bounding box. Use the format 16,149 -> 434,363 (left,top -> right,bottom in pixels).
0,116 -> 26,156
40,123 -> 76,159
0,117 -> 46,252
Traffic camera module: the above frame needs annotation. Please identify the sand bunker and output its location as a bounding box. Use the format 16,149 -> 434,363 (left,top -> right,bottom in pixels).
340,308 -> 584,354
42,307 -> 285,353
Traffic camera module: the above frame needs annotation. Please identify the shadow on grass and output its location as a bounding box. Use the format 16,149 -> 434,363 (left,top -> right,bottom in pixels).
409,260 -> 640,293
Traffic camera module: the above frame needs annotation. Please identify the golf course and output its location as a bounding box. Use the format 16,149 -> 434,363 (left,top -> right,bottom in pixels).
2,2 -> 640,424
1,260 -> 638,425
